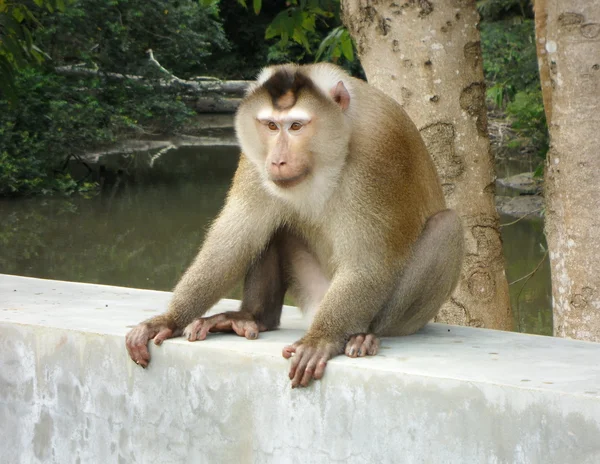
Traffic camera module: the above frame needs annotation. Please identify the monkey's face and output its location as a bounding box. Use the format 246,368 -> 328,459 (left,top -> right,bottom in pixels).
254,105 -> 317,189
235,64 -> 352,212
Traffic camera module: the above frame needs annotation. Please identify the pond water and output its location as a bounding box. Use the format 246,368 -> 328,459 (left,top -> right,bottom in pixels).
0,141 -> 551,335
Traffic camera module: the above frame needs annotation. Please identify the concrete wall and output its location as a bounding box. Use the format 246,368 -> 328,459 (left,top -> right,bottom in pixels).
1,274 -> 600,464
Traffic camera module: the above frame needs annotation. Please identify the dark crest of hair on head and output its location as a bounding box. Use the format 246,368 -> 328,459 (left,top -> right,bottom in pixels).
262,68 -> 316,111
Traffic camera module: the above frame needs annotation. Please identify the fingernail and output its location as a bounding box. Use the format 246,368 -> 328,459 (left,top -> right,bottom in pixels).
358,350 -> 363,356
250,332 -> 256,338
349,348 -> 355,356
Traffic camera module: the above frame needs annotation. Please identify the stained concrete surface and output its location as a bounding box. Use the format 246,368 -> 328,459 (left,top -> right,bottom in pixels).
1,274 -> 599,463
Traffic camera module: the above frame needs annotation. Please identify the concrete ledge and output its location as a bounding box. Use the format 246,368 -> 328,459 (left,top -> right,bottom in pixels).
1,274 -> 600,464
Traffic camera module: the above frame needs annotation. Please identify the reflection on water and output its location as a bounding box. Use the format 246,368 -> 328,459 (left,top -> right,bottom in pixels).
0,145 -> 551,334
0,147 -> 239,295
500,214 -> 551,335
495,152 -> 552,334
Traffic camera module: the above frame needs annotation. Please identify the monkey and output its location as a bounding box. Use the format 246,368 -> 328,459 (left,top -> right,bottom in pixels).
126,62 -> 465,388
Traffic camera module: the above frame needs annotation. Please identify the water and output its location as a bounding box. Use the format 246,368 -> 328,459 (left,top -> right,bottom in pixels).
0,147 -> 238,294
495,152 -> 552,335
0,144 -> 552,334
500,213 -> 551,335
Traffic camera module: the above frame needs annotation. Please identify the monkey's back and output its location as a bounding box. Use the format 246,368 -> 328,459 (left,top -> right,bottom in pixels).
342,77 -> 446,251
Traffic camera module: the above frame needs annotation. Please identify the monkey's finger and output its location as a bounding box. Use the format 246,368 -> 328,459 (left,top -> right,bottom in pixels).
130,343 -> 150,368
126,328 -> 151,367
184,320 -> 200,341
282,343 -> 299,359
228,320 -> 256,339
291,353 -> 312,388
299,358 -> 318,387
345,334 -> 365,357
209,320 -> 235,333
364,334 -> 380,356
153,328 -> 174,346
288,346 -> 304,379
198,322 -> 216,341
228,320 -> 246,337
136,340 -> 152,366
199,314 -> 232,338
240,321 -> 260,340
313,357 -> 328,380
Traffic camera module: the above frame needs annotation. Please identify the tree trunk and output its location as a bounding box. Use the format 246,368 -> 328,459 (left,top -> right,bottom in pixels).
341,0 -> 512,330
534,1 -> 600,341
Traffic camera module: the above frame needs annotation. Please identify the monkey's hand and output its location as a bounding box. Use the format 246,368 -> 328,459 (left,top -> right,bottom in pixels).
282,337 -> 344,388
183,312 -> 268,342
125,315 -> 180,368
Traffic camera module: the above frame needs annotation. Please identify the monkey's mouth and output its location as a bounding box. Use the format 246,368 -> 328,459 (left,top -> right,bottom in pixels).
271,171 -> 309,188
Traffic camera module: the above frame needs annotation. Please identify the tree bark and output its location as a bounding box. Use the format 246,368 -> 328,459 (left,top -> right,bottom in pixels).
534,1 -> 600,341
341,0 -> 512,330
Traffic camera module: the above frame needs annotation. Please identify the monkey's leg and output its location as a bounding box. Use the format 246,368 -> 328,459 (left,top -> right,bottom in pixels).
341,209 -> 463,360
184,232 -> 288,342
369,209 -> 464,337
282,234 -> 330,320
282,211 -> 463,388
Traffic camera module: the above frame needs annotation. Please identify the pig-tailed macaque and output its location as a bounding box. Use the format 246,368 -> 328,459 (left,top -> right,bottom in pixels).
126,63 -> 464,388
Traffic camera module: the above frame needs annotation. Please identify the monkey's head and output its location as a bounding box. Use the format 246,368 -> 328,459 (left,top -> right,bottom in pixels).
236,63 -> 353,205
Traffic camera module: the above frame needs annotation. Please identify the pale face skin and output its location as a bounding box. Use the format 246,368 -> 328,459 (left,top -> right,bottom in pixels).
256,107 -> 314,188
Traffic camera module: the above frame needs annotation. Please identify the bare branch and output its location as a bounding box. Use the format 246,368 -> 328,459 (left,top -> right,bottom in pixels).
145,48 -> 187,84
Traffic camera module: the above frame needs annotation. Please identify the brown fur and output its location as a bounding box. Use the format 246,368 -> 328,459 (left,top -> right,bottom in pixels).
125,63 -> 464,387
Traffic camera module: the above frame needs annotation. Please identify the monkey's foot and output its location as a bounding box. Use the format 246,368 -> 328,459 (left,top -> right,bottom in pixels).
184,312 -> 268,342
344,333 -> 380,358
282,339 -> 343,388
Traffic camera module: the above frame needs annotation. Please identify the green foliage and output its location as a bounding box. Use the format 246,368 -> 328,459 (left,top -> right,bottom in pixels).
0,67 -> 198,196
229,0 -> 355,71
480,18 -> 539,103
0,0 -> 225,197
35,0 -> 228,78
479,5 -> 548,159
505,91 -> 549,160
0,0 -> 74,100
266,3 -> 326,51
477,0 -> 531,22
315,26 -> 353,62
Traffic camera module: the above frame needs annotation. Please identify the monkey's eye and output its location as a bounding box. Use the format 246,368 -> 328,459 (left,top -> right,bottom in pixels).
290,122 -> 303,131
267,122 -> 278,131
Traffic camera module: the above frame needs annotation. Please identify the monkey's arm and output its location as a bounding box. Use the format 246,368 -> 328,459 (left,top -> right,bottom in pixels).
284,264 -> 397,387
182,230 -> 287,342
126,162 -> 281,366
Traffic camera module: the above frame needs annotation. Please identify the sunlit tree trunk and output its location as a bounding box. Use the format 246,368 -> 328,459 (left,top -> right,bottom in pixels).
534,0 -> 600,341
341,0 -> 512,330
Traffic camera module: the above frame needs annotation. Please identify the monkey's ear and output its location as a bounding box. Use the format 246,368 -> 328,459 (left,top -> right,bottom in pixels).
330,81 -> 350,111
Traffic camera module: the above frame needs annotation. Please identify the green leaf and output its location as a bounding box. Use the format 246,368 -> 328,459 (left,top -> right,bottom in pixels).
12,7 -> 25,23
2,36 -> 27,67
253,0 -> 261,15
340,31 -> 354,61
315,26 -> 354,63
292,28 -> 311,51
